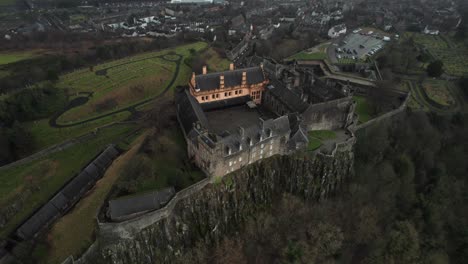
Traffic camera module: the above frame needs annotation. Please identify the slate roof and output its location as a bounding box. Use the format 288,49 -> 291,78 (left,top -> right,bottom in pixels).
16,203 -> 60,240
220,115 -> 291,156
108,187 -> 176,221
175,88 -> 209,136
15,145 -> 120,240
194,66 -> 265,91
267,82 -> 309,113
61,171 -> 94,201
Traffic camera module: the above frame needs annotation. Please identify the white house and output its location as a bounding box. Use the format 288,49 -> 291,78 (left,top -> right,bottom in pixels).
328,24 -> 347,38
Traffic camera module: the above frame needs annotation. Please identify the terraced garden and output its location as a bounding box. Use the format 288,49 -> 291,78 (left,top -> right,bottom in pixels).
422,79 -> 455,107
410,33 -> 468,77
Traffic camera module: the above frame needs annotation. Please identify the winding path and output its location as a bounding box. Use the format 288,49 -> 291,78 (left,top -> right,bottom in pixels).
49,53 -> 183,128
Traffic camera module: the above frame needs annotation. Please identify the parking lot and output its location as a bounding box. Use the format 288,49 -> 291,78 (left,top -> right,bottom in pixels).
335,31 -> 387,60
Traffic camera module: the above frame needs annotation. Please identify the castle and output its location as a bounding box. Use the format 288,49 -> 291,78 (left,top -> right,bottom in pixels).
176,62 -> 357,178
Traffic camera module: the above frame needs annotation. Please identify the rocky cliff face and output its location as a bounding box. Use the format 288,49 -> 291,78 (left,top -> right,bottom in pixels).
92,149 -> 354,264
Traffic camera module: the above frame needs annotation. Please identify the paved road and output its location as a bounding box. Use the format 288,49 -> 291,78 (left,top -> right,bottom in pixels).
50,53 -> 183,128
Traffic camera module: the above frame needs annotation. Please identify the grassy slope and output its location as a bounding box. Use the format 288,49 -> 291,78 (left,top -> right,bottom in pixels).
37,130 -> 149,264
0,123 -> 137,240
354,96 -> 373,123
204,48 -> 231,72
25,111 -> 131,151
0,52 -> 36,65
133,127 -> 205,194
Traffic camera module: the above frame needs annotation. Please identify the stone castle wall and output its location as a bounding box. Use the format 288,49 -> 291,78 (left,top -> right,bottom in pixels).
75,143 -> 354,264
302,96 -> 355,131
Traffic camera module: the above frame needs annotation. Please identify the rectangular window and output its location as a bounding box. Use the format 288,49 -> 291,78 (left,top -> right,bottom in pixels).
261,144 -> 264,148
225,92 -> 227,96
239,157 -> 242,162
212,94 -> 215,99
235,91 -> 238,95
260,150 -> 264,154
229,92 -> 232,96
216,94 -> 219,98
239,90 -> 242,94
260,155 -> 263,159
269,151 -> 273,156
270,145 -> 273,150
229,161 -> 232,166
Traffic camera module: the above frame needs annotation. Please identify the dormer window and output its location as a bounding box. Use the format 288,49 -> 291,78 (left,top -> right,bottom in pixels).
266,128 -> 273,138
247,137 -> 253,146
237,141 -> 243,151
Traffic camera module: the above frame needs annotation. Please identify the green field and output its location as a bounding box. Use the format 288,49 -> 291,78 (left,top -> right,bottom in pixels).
409,33 -> 468,77
56,42 -> 207,123
19,42 -> 228,154
0,123 -> 137,240
354,96 -> 374,123
0,51 -> 36,65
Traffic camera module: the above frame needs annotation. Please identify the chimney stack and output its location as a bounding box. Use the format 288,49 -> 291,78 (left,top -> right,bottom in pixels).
202,66 -> 207,75
220,74 -> 225,89
230,63 -> 235,71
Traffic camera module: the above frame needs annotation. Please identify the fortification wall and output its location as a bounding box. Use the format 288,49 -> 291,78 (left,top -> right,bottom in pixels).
302,96 -> 354,131
352,91 -> 411,132
70,144 -> 354,264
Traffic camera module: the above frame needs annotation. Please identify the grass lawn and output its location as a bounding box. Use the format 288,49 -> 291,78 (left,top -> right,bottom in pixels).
354,96 -> 374,123
0,123 -> 137,240
56,42 -> 207,123
0,51 -> 36,65
35,130 -> 148,264
422,79 -> 455,106
289,51 -> 327,60
307,137 -> 322,151
307,130 -> 336,151
309,130 -> 337,140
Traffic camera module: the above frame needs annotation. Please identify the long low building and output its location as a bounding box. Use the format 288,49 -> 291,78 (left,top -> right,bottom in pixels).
15,145 -> 120,240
